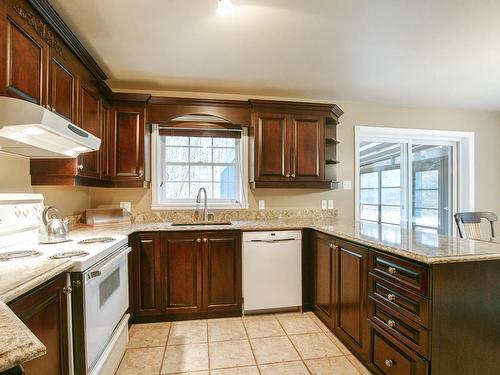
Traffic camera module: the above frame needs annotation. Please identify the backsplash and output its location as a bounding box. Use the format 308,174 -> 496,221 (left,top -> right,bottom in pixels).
66,208 -> 337,228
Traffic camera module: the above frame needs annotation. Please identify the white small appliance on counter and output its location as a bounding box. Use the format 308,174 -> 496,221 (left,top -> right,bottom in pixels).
0,194 -> 129,375
243,230 -> 302,313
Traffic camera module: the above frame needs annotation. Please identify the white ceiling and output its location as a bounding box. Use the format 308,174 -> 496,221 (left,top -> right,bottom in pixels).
48,0 -> 500,110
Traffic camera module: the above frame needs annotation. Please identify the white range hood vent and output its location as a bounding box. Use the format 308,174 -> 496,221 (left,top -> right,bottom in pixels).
0,96 -> 101,158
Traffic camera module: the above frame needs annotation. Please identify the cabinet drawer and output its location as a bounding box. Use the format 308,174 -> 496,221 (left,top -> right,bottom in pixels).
369,274 -> 430,328
370,251 -> 429,297
371,324 -> 428,375
369,298 -> 429,358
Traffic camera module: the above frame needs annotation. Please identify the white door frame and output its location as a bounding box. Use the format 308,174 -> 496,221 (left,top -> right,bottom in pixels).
354,126 -> 475,234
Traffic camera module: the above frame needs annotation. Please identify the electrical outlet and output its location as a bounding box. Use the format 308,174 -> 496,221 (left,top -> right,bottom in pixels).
343,180 -> 352,190
258,200 -> 265,210
321,200 -> 327,210
328,200 -> 334,209
120,201 -> 131,212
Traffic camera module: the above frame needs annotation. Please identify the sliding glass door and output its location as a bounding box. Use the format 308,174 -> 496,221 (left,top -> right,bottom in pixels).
359,140 -> 455,235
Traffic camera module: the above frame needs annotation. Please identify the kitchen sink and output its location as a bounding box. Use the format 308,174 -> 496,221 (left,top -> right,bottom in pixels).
171,221 -> 232,226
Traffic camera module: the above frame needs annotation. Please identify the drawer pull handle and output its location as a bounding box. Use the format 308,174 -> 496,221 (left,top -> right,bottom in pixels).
384,359 -> 394,367
196,238 -> 201,243
387,293 -> 397,302
388,266 -> 397,275
387,319 -> 397,328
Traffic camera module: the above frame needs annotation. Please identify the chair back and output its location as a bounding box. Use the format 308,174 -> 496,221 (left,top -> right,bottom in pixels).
454,211 -> 497,240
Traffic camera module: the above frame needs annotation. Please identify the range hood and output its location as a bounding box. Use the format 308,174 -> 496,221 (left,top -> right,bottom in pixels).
0,96 -> 101,158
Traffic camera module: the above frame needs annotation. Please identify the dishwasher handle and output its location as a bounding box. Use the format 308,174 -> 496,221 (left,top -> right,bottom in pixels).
249,238 -> 297,243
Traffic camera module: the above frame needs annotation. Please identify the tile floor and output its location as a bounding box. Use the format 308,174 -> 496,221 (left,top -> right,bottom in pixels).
115,312 -> 372,374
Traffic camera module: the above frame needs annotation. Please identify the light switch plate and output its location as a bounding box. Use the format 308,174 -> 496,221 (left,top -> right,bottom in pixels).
328,200 -> 334,209
321,200 -> 327,210
258,200 -> 265,210
120,202 -> 131,212
343,180 -> 352,190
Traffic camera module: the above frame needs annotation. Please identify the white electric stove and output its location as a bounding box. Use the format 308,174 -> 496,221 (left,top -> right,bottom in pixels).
0,194 -> 130,375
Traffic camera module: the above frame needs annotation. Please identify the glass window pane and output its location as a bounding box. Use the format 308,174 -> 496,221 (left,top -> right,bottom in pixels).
360,189 -> 379,204
381,188 -> 400,205
190,147 -> 212,163
414,170 -> 439,189
213,148 -> 236,163
413,208 -> 439,227
213,183 -> 237,199
189,137 -> 212,147
381,206 -> 400,224
414,189 -> 438,209
190,166 -> 212,182
164,182 -> 189,199
214,166 -> 236,183
165,165 -> 188,182
165,136 -> 188,146
213,138 -> 236,147
360,172 -> 378,188
381,169 -> 400,187
190,183 -> 212,198
165,147 -> 188,162
360,205 -> 378,221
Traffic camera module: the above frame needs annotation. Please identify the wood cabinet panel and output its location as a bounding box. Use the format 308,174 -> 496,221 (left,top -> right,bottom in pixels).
5,17 -> 47,104
202,231 -> 241,312
8,274 -> 69,375
49,56 -> 75,122
255,112 -> 289,180
291,115 -> 324,180
313,232 -> 335,325
77,79 -> 100,178
100,101 -> 110,179
162,233 -> 203,314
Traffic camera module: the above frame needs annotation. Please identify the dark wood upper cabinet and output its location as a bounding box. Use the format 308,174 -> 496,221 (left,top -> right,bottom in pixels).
313,232 -> 336,328
291,115 -> 324,181
3,16 -> 48,105
8,274 -> 69,375
77,78 -> 101,179
100,100 -> 111,179
110,107 -> 145,183
49,54 -> 76,122
161,232 -> 203,314
202,231 -> 242,313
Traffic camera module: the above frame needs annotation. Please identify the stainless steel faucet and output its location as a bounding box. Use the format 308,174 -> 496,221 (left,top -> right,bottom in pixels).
196,187 -> 209,222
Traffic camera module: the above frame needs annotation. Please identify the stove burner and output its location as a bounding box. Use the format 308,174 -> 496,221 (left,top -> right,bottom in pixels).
0,250 -> 42,261
49,251 -> 89,260
78,237 -> 115,245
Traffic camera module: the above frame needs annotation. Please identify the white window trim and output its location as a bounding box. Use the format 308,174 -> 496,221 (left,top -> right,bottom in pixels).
354,126 -> 475,229
150,124 -> 249,210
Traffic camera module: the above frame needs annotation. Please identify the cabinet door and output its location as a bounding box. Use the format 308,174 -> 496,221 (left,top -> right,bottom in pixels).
110,107 -> 145,183
162,232 -> 203,314
9,274 -> 69,375
313,232 -> 335,326
100,101 -> 111,179
254,112 -> 290,181
3,17 -> 48,105
49,55 -> 76,122
290,115 -> 324,181
202,231 -> 242,313
77,79 -> 101,178
131,233 -> 162,316
334,239 -> 370,360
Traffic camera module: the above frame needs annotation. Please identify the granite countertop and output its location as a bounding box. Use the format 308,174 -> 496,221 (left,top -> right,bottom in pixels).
2,218 -> 500,371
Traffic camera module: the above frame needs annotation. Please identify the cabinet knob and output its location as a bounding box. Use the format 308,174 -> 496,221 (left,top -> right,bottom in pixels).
291,174 -> 296,178
329,243 -> 334,249
387,319 -> 397,328
77,164 -> 83,171
384,359 -> 394,368
203,238 -> 208,243
387,293 -> 397,302
196,238 -> 201,243
286,174 -> 290,178
388,266 -> 397,275
62,286 -> 72,294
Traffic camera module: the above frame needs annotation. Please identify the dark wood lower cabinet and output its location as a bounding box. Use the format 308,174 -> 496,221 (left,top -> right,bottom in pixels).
130,230 -> 242,322
312,232 -> 335,328
8,274 -> 69,375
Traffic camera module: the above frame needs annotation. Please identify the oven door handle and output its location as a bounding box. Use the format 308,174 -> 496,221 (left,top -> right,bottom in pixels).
86,246 -> 131,281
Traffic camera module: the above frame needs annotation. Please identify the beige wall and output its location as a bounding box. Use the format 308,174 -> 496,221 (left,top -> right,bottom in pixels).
2,98 -> 499,221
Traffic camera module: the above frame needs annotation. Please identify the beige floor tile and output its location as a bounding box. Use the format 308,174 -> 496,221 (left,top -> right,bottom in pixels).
210,366 -> 259,374
244,316 -> 285,338
116,347 -> 164,374
161,343 -> 209,374
209,339 -> 255,369
305,356 -> 359,375
168,321 -> 207,345
276,314 -> 322,335
326,332 -> 353,355
208,318 -> 247,342
259,361 -> 310,375
307,314 -> 331,333
250,336 -> 300,364
346,354 -> 372,375
290,333 -> 343,359
127,322 -> 170,348
168,372 -> 209,375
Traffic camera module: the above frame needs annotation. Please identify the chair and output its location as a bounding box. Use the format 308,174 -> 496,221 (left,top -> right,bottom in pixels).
454,211 -> 497,240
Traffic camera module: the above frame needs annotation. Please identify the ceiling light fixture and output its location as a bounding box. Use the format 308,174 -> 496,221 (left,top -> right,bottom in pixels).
217,0 -> 234,15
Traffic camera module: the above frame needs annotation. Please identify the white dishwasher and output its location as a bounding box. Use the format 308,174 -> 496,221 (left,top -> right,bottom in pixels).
243,230 -> 302,313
